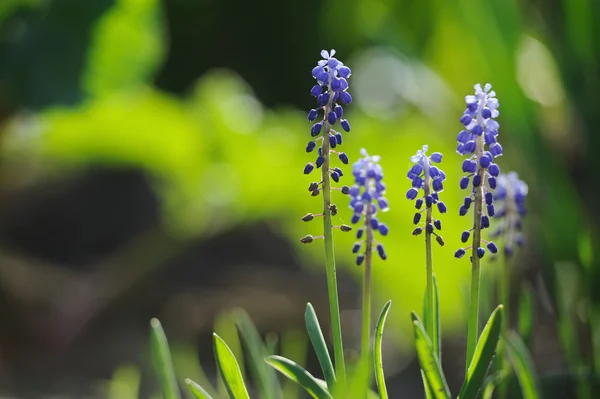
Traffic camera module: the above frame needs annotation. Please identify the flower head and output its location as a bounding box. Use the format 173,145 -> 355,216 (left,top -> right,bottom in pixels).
455,83 -> 501,259
348,149 -> 389,263
304,50 -> 351,187
491,172 -> 528,256
406,145 -> 447,245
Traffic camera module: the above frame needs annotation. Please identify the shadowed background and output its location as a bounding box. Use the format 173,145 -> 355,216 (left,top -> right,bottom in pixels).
0,0 -> 598,397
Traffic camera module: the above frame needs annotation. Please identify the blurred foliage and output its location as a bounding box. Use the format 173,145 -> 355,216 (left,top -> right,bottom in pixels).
1,0 -> 599,388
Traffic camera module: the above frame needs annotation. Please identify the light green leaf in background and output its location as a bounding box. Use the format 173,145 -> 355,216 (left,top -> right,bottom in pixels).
185,378 -> 215,399
265,355 -> 332,399
304,303 -> 336,390
83,0 -> 165,97
504,331 -> 541,399
374,300 -> 392,399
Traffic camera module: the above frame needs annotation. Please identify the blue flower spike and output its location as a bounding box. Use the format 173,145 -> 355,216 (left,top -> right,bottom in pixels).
491,171 -> 528,256
406,145 -> 446,246
455,83 -> 501,259
348,149 -> 389,264
301,50 -> 353,245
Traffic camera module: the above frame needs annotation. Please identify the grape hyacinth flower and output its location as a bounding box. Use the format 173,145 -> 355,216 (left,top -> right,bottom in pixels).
406,145 -> 447,246
347,148 -> 388,375
491,171 -> 528,256
405,145 -> 446,350
300,49 -> 353,384
455,83 -> 501,261
455,83 -> 502,371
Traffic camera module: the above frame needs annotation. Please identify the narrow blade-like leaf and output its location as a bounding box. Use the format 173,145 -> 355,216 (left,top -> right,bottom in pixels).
458,305 -> 504,399
504,331 -> 541,399
213,333 -> 251,399
411,312 -> 451,399
305,303 -> 336,390
149,318 -> 181,399
185,378 -> 215,399
424,276 -> 442,361
421,370 -> 433,399
234,309 -> 280,399
518,284 -> 534,346
265,355 -> 332,399
374,300 -> 392,399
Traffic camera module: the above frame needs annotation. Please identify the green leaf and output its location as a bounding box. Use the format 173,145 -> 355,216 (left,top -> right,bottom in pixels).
83,0 -> 166,97
432,275 -> 441,361
411,312 -> 451,399
421,370 -> 433,399
458,305 -> 504,399
213,333 -> 251,399
234,309 -> 280,399
518,283 -> 534,346
305,303 -> 336,390
504,331 -> 541,399
185,378 -> 215,399
149,318 -> 181,399
374,300 -> 392,399
265,355 -> 333,399
481,371 -> 508,399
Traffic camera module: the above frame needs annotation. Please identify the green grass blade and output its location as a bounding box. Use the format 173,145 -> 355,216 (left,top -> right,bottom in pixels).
233,309 -> 280,399
149,318 -> 181,399
433,275 -> 441,361
213,333 -> 251,399
481,370 -> 508,399
411,312 -> 451,399
374,300 -> 392,399
185,378 -> 215,399
420,370 -> 433,399
265,355 -> 333,399
458,305 -> 504,399
305,303 -> 336,390
504,331 -> 541,399
518,284 -> 534,346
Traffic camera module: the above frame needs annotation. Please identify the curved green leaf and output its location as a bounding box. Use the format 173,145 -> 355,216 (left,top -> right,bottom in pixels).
411,313 -> 451,399
234,309 -> 280,399
305,303 -> 336,390
265,355 -> 332,399
421,370 -> 433,399
185,378 -> 215,399
504,331 -> 541,399
458,305 -> 504,399
149,318 -> 181,399
213,333 -> 251,399
374,300 -> 392,399
423,276 -> 442,361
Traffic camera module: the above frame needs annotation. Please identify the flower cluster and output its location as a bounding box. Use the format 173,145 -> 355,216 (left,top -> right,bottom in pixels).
405,145 -> 447,246
455,83 -> 501,259
303,49 -> 351,185
490,172 -> 528,256
348,149 -> 389,265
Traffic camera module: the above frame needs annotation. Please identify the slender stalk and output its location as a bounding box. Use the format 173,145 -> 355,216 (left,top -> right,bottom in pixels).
361,204 -> 374,389
497,253 -> 510,399
423,161 -> 435,349
466,133 -> 485,372
321,93 -> 346,387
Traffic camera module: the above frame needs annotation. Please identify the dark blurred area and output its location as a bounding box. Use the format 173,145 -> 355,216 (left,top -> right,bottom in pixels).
0,0 -> 599,397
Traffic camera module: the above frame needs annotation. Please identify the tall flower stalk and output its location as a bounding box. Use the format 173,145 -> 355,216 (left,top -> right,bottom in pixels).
454,83 -> 502,371
406,146 -> 447,345
302,49 -> 352,386
347,149 -> 389,381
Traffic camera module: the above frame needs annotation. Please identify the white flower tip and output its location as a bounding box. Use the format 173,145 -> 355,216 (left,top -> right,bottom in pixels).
330,49 -> 336,56
422,144 -> 429,153
474,83 -> 482,92
320,50 -> 329,59
484,83 -> 492,92
360,148 -> 369,157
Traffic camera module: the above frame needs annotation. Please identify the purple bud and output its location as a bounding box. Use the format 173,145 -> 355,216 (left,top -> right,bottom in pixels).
467,102 -> 478,112
437,202 -> 447,213
338,66 -> 351,78
340,91 -> 352,104
331,171 -> 340,182
311,122 -> 323,137
487,242 -> 498,253
485,192 -> 493,205
473,175 -> 482,187
480,155 -> 491,168
356,228 -> 364,239
352,243 -> 362,253
482,108 -> 491,119
412,227 -> 423,236
426,223 -> 434,234
490,143 -> 503,157
457,130 -> 470,143
340,119 -> 351,132
425,195 -> 433,208
455,248 -> 466,258
335,132 -> 343,144
356,254 -> 365,266
485,133 -> 497,145
306,141 -> 316,152
312,67 -> 323,78
317,92 -> 330,107
331,78 -> 341,91
328,111 -> 337,125
339,153 -> 349,164
335,105 -> 343,118
329,135 -> 337,148
488,176 -> 497,189
464,197 -> 472,208
429,166 -> 440,178
308,109 -> 319,121
351,213 -> 361,224
370,218 -> 379,229
488,163 -> 500,177
378,223 -> 389,236
459,205 -> 468,216
481,215 -> 490,228
477,247 -> 485,258
304,163 -> 314,174
460,176 -> 470,189
461,230 -> 470,243
416,198 -> 424,209
432,179 -> 443,192
487,204 -> 495,216
462,159 -> 477,173
464,141 -> 476,153
406,188 -> 418,200
434,220 -> 442,230
413,213 -> 422,224
377,244 -> 387,260
430,152 -> 443,163
316,156 -> 325,168
460,114 -> 472,126
412,176 -> 423,188
471,125 -> 483,136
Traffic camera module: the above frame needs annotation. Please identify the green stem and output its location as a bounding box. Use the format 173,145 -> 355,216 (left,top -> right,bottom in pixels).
466,133 -> 485,373
321,94 -> 346,388
423,160 -> 435,351
361,204 -> 373,390
497,254 -> 510,399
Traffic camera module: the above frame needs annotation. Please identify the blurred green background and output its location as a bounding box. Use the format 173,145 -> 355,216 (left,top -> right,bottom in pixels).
0,0 -> 598,397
